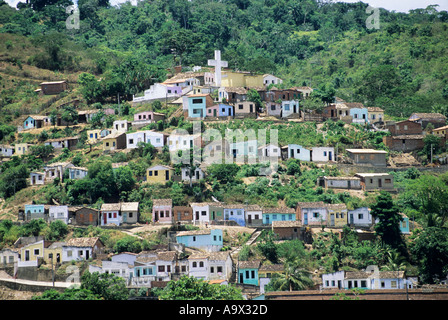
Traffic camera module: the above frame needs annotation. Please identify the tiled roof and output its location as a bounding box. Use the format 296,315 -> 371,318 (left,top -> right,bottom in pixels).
176,230 -> 211,237
121,202 -> 139,211
238,260 -> 261,269
153,199 -> 172,207
272,220 -> 301,228
297,201 -> 326,209
66,237 -> 100,248
263,207 -> 296,214
259,264 -> 284,272
101,203 -> 121,211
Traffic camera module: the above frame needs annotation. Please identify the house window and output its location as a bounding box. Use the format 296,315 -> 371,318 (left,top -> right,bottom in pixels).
199,262 -> 204,268
129,139 -> 134,144
238,104 -> 244,110
313,212 -> 319,218
192,99 -> 203,104
193,236 -> 196,242
158,266 -> 165,272
391,281 -> 397,288
211,267 -> 214,273
34,249 -> 40,256
217,266 -> 223,273
201,211 -> 206,216
385,179 -> 391,183
192,262 -> 197,268
361,280 -> 367,287
358,214 -> 364,220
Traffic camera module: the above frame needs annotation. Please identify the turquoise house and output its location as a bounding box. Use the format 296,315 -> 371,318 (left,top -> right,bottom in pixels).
238,260 -> 261,286
399,214 -> 410,234
186,94 -> 214,118
133,265 -> 156,278
176,228 -> 223,251
349,107 -> 369,124
262,207 -> 296,225
24,204 -> 46,220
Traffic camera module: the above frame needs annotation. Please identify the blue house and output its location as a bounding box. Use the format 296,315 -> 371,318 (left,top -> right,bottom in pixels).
186,94 -> 214,118
349,107 -> 368,124
176,229 -> 223,252
262,207 -> 296,225
24,204 -> 47,220
399,214 -> 410,234
238,260 -> 261,286
223,205 -> 246,226
23,115 -> 48,130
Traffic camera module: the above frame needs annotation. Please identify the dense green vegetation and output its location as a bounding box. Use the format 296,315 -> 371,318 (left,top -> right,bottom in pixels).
1,0 -> 448,116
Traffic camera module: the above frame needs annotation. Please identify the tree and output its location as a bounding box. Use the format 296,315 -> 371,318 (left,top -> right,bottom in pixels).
45,220 -> 69,241
80,271 -> 129,300
370,191 -> 405,252
32,288 -> 100,300
265,258 -> 314,292
159,275 -> 243,300
411,227 -> 448,284
207,163 -> 240,185
0,164 -> 28,199
78,72 -> 103,103
422,134 -> 441,162
29,144 -> 54,160
114,165 -> 136,196
61,105 -> 78,127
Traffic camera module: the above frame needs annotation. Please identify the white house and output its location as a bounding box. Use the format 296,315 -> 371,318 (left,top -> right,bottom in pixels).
348,207 -> 375,227
263,74 -> 283,86
181,166 -> 205,183
296,202 -> 328,226
322,270 -> 345,290
190,203 -> 211,224
0,145 -> 14,157
245,205 -> 263,227
89,260 -> 132,281
68,167 -> 88,180
113,120 -> 131,133
286,144 -> 311,162
258,143 -> 281,159
144,130 -> 166,148
322,270 -> 413,290
229,139 -> 258,162
62,237 -> 104,262
188,251 -> 232,281
48,205 -> 69,224
126,131 -> 146,149
100,203 -> 121,226
111,252 -> 138,266
311,147 -> 335,162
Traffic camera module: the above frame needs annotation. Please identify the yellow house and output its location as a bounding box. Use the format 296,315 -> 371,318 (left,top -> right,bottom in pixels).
44,242 -> 64,265
20,240 -> 52,263
102,131 -> 126,151
433,125 -> 448,139
87,129 -> 102,144
327,203 -> 348,228
220,71 -> 282,88
15,143 -> 30,156
146,165 -> 174,184
367,107 -> 385,123
259,264 -> 285,292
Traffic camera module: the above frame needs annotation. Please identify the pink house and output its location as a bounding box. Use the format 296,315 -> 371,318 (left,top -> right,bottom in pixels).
152,199 -> 173,224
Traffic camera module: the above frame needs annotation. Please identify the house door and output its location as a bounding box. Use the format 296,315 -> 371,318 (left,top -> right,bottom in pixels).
250,105 -> 253,113
329,151 -> 333,161
196,211 -> 199,220
304,213 -> 308,225
213,109 -> 217,117
348,180 -> 351,189
350,214 -> 354,225
378,179 -> 382,188
165,170 -> 170,181
25,250 -> 29,261
248,215 -> 252,225
32,176 -> 36,185
239,272 -> 244,283
330,214 -> 335,226
232,149 -> 237,158
123,212 -> 127,223
56,253 -> 61,263
86,250 -> 90,260
103,213 -> 107,225
266,215 -> 270,225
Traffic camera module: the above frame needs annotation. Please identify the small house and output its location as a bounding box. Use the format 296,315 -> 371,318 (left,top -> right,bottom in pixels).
73,207 -> 99,226
223,205 -> 246,226
38,81 -> 68,95
113,120 -> 131,133
68,167 -> 88,180
296,202 -> 327,226
62,237 -> 104,262
326,203 -> 348,228
172,206 -> 193,224
48,205 -> 69,224
24,204 -> 47,221
432,125 -> 448,140
152,199 -> 173,224
23,115 -> 50,130
176,229 -> 223,252
238,260 -> 261,286
367,107 -> 384,124
102,131 -> 126,151
258,143 -> 281,160
272,220 -> 301,240
19,240 -> 52,267
259,264 -> 284,293
120,202 -> 139,225
409,113 -> 447,129
206,103 -> 234,118
233,101 -> 257,118
311,147 -> 335,162
284,144 -> 311,162
383,135 -> 424,152
184,94 -> 214,119
14,143 -> 30,156
87,129 -> 102,144
144,130 -> 166,148
44,136 -> 79,150
345,149 -> 388,167
386,120 -> 422,136
245,205 -> 263,227
262,207 -> 296,226
133,111 -> 165,123
181,166 -> 205,183
348,207 -> 374,227
126,131 -> 146,149
0,145 -> 14,157
146,165 -> 174,184
318,176 -> 362,190
30,171 -> 45,186
100,203 -> 121,226
191,202 -> 212,224
355,173 -> 394,191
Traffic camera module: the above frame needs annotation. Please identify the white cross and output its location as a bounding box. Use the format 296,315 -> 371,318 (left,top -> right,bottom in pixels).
208,50 -> 228,87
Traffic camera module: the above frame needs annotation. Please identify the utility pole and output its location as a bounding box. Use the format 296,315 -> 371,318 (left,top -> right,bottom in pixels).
431,144 -> 433,164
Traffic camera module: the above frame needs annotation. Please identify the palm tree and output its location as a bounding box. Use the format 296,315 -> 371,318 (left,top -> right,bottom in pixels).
269,258 -> 314,292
